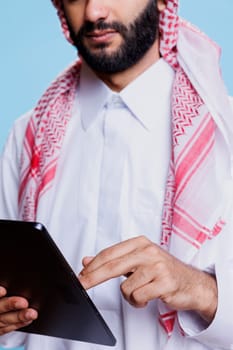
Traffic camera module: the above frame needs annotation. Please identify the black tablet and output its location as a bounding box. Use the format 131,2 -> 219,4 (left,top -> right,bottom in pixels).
0,219 -> 116,346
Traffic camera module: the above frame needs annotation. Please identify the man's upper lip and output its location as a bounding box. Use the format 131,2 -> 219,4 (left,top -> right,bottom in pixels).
86,29 -> 116,37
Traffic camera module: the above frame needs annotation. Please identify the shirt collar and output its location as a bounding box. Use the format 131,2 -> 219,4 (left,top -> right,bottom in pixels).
78,59 -> 175,131
78,62 -> 112,130
120,59 -> 175,130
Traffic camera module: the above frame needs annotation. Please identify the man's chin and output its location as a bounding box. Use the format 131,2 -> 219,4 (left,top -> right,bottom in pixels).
78,45 -> 120,62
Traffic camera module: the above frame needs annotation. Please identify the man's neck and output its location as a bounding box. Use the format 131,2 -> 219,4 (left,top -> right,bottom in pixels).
88,40 -> 161,92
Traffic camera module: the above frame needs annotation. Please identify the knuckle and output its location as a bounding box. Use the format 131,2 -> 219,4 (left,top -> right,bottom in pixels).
131,290 -> 145,308
163,278 -> 177,294
8,298 -> 18,310
0,318 -> 8,327
0,314 -> 27,330
0,297 -> 8,312
0,310 -> 27,330
131,290 -> 140,303
106,259 -> 118,272
137,235 -> 149,245
155,260 -> 167,275
144,243 -> 157,256
17,310 -> 27,323
160,292 -> 174,306
120,282 -> 129,297
99,247 -> 112,261
137,267 -> 148,281
1,296 -> 20,312
82,273 -> 95,287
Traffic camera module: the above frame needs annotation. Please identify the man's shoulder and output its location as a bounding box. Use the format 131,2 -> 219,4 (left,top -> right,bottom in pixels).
2,109 -> 33,159
13,109 -> 33,130
11,109 -> 34,142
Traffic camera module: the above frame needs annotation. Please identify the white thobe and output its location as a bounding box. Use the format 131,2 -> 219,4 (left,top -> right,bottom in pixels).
1,59 -> 233,350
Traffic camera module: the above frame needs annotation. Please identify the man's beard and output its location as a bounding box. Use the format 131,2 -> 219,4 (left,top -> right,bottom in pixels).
69,0 -> 160,74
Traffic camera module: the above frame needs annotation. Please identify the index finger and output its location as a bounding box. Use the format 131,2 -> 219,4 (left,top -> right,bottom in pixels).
80,236 -> 149,275
79,253 -> 137,289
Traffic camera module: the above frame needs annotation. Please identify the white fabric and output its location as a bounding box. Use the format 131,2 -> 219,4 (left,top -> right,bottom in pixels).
1,60 -> 233,350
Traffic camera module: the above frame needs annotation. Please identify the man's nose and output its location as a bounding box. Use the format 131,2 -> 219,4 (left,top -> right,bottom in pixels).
85,0 -> 110,23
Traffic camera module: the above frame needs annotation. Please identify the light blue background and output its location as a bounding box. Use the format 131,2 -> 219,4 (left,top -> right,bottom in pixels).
0,1 -> 232,349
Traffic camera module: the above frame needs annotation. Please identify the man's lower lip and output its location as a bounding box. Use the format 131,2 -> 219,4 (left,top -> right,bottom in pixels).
86,32 -> 116,43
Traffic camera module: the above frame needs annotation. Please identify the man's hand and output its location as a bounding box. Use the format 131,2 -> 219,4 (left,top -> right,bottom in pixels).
79,236 -> 217,323
0,286 -> 38,335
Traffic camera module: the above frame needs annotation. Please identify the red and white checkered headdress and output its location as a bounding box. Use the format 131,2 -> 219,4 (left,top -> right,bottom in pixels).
19,0 -> 233,337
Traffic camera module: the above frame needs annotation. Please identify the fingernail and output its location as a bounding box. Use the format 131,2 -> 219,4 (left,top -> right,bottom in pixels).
25,310 -> 37,320
0,286 -> 6,296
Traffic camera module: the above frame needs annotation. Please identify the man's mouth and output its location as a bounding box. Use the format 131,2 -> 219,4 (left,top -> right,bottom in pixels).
85,29 -> 118,43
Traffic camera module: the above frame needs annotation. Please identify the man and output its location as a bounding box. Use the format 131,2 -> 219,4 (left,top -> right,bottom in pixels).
0,0 -> 233,349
